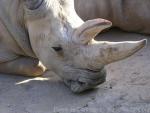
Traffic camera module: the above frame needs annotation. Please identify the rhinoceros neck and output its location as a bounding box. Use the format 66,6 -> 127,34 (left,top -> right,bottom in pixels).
0,0 -> 36,58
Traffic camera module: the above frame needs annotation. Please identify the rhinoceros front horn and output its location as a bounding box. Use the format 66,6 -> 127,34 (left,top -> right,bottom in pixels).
24,0 -> 43,10
93,39 -> 147,65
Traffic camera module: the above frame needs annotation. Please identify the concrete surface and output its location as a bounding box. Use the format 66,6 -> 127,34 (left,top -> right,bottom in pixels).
0,29 -> 150,113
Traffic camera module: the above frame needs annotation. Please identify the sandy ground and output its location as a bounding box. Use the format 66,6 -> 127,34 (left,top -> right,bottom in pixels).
0,29 -> 149,113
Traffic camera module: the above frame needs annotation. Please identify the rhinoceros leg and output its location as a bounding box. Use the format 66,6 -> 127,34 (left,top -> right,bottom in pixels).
0,57 -> 46,76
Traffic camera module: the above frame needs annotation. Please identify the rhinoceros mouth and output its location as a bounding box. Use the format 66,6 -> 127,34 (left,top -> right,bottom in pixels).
76,67 -> 104,73
84,68 -> 101,73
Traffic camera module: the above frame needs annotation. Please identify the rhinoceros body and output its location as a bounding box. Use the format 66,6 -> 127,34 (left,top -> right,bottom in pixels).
75,0 -> 150,34
0,0 -> 146,93
0,0 -> 36,63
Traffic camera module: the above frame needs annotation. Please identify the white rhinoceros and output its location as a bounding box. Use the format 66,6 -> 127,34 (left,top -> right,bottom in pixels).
0,0 -> 146,93
75,0 -> 150,34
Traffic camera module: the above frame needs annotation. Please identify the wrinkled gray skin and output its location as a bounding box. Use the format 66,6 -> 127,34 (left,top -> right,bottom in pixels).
75,0 -> 150,34
0,0 -> 146,93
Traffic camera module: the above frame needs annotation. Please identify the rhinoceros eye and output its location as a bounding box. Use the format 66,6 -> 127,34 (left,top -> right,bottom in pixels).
52,46 -> 63,52
24,0 -> 44,10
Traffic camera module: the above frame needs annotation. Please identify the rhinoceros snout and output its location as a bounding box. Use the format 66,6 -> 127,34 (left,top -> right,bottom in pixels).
63,68 -> 106,93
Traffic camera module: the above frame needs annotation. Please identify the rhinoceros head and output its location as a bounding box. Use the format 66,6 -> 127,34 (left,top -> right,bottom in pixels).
23,0 -> 146,93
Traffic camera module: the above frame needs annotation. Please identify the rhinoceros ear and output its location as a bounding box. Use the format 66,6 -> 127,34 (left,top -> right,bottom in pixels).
24,0 -> 43,10
74,19 -> 112,44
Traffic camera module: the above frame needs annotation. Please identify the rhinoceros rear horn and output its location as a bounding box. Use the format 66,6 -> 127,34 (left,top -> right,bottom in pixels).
24,0 -> 43,10
73,18 -> 112,44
